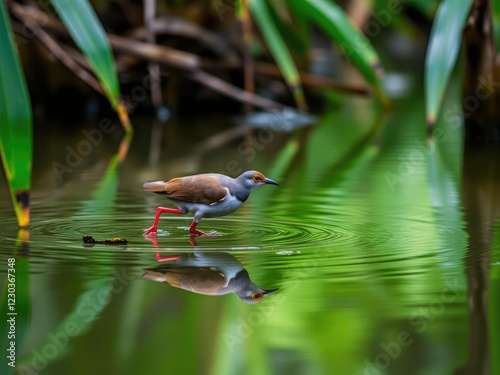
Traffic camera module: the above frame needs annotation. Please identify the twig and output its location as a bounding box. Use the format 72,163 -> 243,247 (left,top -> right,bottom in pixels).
11,2 -> 289,111
187,70 -> 285,111
241,0 -> 254,113
11,3 -> 200,72
109,34 -> 200,72
127,16 -> 239,62
9,2 -> 104,96
144,0 -> 163,111
111,36 -> 286,111
201,59 -> 372,96
144,0 -> 165,165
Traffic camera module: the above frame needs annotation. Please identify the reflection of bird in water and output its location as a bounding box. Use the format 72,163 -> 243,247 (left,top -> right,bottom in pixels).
143,252 -> 278,304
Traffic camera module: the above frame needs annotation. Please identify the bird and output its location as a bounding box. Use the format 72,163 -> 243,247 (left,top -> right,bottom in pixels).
143,170 -> 279,236
143,251 -> 279,303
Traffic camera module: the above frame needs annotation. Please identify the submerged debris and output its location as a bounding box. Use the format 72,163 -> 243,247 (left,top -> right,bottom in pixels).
82,236 -> 128,247
239,108 -> 317,131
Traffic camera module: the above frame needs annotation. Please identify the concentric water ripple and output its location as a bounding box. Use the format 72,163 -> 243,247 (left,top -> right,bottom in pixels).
1,209 -> 392,254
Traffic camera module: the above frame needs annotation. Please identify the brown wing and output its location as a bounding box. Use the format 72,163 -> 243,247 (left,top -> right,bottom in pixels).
164,267 -> 227,295
165,175 -> 227,204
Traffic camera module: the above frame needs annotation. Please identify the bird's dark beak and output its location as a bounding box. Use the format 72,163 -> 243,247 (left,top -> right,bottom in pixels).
263,177 -> 279,186
261,287 -> 279,296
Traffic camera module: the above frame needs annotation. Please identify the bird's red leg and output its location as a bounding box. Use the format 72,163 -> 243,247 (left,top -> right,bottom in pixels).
145,232 -> 159,247
188,221 -> 219,236
188,235 -> 199,247
155,252 -> 181,262
144,207 -> 182,234
188,221 -> 208,236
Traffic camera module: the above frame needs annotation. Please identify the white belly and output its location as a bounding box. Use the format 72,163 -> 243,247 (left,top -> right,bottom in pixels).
172,192 -> 244,220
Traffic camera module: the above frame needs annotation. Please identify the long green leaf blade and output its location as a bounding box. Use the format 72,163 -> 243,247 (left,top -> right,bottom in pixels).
250,0 -> 307,109
493,0 -> 500,50
0,0 -> 33,227
51,0 -> 120,107
291,0 -> 386,100
425,0 -> 474,125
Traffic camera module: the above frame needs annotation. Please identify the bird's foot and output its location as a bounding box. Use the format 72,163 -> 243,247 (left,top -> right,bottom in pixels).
188,236 -> 199,247
190,230 -> 220,236
143,231 -> 159,248
143,226 -> 157,235
155,252 -> 181,262
188,221 -> 220,236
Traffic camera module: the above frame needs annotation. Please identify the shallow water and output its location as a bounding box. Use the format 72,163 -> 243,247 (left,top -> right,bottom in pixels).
0,96 -> 499,375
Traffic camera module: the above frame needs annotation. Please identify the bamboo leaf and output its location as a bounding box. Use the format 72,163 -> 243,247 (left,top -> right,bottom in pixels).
268,1 -> 310,57
50,0 -> 120,107
250,0 -> 307,109
0,0 -> 33,227
424,0 -> 474,125
290,0 -> 386,101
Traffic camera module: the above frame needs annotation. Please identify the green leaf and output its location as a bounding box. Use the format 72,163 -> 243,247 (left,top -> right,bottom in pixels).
19,276 -> 116,367
494,0 -> 500,51
51,0 -> 120,108
0,0 -> 33,227
424,0 -> 474,125
250,0 -> 307,109
268,1 -> 310,57
18,135 -> 130,370
290,0 -> 386,101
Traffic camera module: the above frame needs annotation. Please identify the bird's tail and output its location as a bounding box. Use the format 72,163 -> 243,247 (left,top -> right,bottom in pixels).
143,181 -> 168,193
142,270 -> 167,282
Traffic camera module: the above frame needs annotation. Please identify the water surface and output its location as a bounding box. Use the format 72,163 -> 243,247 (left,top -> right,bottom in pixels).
0,96 -> 498,375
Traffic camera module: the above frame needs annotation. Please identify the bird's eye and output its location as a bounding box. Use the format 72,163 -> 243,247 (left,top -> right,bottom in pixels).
251,292 -> 263,300
253,176 -> 262,182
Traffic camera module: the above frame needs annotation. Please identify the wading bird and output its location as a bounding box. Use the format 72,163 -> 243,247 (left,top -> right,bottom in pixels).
143,170 -> 279,236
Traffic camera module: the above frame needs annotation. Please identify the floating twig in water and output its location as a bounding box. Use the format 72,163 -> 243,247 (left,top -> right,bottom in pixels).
82,236 -> 128,247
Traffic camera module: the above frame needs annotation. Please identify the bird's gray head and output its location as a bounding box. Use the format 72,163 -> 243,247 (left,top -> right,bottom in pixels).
239,286 -> 280,304
231,268 -> 279,303
236,170 -> 279,192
